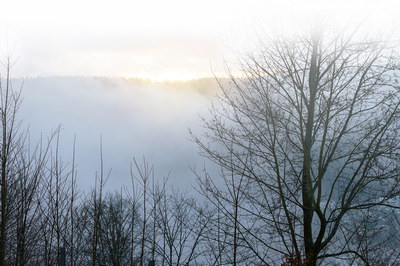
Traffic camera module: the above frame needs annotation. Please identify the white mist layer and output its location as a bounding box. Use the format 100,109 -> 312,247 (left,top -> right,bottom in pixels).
16,77 -> 217,191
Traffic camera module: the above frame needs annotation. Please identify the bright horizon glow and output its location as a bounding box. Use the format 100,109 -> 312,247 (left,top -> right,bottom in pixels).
128,73 -> 209,83
1,0 -> 399,81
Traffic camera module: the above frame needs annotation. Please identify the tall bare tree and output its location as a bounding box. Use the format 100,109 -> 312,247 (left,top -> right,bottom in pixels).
131,157 -> 153,266
196,152 -> 250,266
154,189 -> 207,266
192,27 -> 400,265
0,58 -> 25,266
11,134 -> 52,266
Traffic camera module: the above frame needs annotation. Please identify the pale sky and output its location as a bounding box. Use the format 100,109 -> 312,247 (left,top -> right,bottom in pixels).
1,0 -> 399,81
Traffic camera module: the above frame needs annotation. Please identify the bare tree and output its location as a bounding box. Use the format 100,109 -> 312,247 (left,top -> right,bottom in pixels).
11,134 -> 52,266
91,136 -> 109,266
196,152 -> 250,266
192,27 -> 400,265
155,189 -> 207,266
131,157 -> 153,266
98,191 -> 131,266
0,58 -> 27,266
68,135 -> 78,266
0,58 -> 72,266
125,169 -> 141,266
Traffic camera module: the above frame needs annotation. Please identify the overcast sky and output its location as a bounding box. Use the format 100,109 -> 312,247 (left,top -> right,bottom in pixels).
1,0 -> 399,81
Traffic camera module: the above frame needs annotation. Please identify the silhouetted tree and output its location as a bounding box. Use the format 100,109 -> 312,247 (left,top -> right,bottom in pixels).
155,189 -> 207,265
0,57 -> 23,266
192,26 -> 400,265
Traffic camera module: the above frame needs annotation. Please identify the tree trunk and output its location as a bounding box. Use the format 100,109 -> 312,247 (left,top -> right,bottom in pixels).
303,31 -> 320,265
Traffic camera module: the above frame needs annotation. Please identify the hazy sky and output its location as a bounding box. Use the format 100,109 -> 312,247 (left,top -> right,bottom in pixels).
1,0 -> 399,81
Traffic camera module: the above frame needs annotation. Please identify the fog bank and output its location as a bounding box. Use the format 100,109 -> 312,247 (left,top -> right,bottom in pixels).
15,77 -> 218,191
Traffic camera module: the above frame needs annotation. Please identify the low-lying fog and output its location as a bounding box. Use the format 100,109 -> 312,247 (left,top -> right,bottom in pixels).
15,77 -> 219,191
